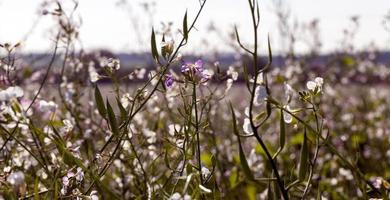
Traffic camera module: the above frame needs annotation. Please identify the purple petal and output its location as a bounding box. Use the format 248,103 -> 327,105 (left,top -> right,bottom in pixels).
195,60 -> 204,72
165,74 -> 174,88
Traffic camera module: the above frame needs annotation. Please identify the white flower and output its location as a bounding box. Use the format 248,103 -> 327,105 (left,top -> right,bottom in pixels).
136,68 -> 147,79
144,129 -> 157,144
183,194 -> 191,200
306,77 -> 324,92
3,166 -> 11,173
120,93 -> 132,108
2,64 -> 15,72
7,171 -> 25,186
0,86 -> 24,101
62,176 -> 70,186
227,66 -> 238,81
201,166 -> 211,179
306,81 -> 317,91
75,167 -> 84,181
254,86 -> 267,106
169,193 -> 182,200
243,118 -> 253,134
38,100 -> 58,112
88,62 -> 99,83
315,77 -> 323,86
90,191 -> 99,200
100,58 -> 120,70
62,119 -> 74,133
168,124 -> 180,136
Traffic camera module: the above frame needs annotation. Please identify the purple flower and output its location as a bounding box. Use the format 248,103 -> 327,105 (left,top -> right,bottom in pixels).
181,59 -> 204,73
180,59 -> 211,84
165,74 -> 174,88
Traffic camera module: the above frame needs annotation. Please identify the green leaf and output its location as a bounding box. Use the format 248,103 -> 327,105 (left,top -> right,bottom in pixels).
267,35 -> 272,65
94,85 -> 106,118
298,128 -> 309,181
229,103 -> 254,181
106,99 -> 119,136
229,169 -> 239,189
150,28 -> 159,62
201,152 -> 213,167
183,11 -> 188,41
116,97 -> 127,124
246,184 -> 257,200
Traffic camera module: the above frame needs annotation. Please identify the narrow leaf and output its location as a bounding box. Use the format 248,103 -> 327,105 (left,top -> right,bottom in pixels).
183,11 -> 188,40
150,28 -> 159,61
94,85 -> 106,118
116,97 -> 127,124
267,35 -> 273,65
106,99 -> 119,136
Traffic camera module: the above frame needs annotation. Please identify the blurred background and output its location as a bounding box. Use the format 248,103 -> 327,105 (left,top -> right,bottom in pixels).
1,0 -> 390,85
0,0 -> 389,54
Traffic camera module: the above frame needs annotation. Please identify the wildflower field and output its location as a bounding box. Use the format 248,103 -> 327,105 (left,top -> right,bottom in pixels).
0,0 -> 390,199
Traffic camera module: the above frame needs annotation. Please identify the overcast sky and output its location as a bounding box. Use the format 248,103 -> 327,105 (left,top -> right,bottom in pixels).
0,0 -> 389,54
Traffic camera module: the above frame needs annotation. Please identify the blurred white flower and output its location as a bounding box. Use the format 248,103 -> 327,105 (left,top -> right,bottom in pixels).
283,106 -> 293,124
136,68 -> 147,79
306,76 -> 324,92
168,124 -> 180,136
169,193 -> 182,200
306,81 -> 317,91
0,86 -> 24,101
100,58 -> 120,71
3,166 -> 11,173
120,93 -> 132,108
227,66 -> 238,81
7,171 -> 25,186
90,191 -> 99,200
2,64 -> 15,72
144,129 -> 157,144
201,166 -> 211,180
38,100 -> 58,113
75,167 -> 84,181
243,118 -> 253,134
88,65 -> 99,83
62,119 -> 74,133
315,77 -> 323,86
254,86 -> 267,106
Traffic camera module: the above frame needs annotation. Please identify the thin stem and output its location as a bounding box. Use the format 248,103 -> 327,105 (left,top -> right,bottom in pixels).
193,82 -> 203,184
243,0 -> 289,198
